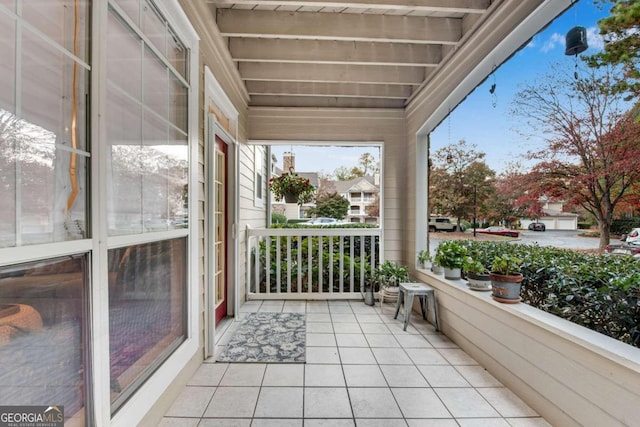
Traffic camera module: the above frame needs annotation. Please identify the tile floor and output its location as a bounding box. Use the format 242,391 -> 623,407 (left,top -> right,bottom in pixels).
160,300 -> 551,427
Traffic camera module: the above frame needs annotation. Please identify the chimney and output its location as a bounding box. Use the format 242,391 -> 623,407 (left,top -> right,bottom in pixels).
283,151 -> 295,172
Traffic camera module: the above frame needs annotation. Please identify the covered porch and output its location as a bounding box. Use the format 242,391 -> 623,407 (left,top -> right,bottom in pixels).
161,299 -> 549,426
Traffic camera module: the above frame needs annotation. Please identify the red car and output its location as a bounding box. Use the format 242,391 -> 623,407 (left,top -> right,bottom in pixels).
476,226 -> 519,238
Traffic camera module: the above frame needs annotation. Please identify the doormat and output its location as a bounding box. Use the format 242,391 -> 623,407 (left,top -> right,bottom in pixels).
216,312 -> 306,363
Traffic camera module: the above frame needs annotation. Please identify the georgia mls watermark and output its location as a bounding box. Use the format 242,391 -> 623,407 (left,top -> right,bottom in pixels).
0,406 -> 64,427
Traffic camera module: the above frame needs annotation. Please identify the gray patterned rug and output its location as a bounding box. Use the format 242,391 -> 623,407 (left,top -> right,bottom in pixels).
216,312 -> 306,363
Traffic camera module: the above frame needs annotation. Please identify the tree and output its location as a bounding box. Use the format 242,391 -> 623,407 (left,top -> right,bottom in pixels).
358,152 -> 379,175
429,140 -> 494,226
511,64 -> 640,249
365,193 -> 380,218
334,166 -> 359,181
308,192 -> 349,219
586,0 -> 640,100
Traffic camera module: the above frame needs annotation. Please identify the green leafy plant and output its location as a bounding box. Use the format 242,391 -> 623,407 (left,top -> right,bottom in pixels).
463,256 -> 487,275
491,254 -> 522,276
372,261 -> 408,288
269,171 -> 315,205
434,240 -> 467,269
417,250 -> 432,265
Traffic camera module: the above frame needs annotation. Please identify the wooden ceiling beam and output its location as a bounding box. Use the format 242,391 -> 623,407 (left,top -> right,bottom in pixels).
217,8 -> 462,44
239,62 -> 427,85
245,81 -> 413,98
229,39 -> 441,66
249,95 -> 407,108
209,0 -> 490,14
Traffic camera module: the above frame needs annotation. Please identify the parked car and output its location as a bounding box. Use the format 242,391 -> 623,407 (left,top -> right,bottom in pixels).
604,241 -> 640,260
528,222 -> 546,231
428,216 -> 464,232
476,226 -> 519,238
303,217 -> 342,226
622,228 -> 640,244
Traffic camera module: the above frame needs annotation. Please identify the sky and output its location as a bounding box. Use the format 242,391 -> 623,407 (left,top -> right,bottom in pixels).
272,0 -> 610,176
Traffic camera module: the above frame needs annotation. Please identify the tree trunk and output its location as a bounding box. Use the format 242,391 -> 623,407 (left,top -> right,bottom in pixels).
597,217 -> 611,251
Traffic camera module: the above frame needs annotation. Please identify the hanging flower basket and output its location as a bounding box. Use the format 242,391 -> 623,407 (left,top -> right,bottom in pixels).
269,170 -> 315,205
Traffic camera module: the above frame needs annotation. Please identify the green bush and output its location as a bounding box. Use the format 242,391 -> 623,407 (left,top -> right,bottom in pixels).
611,217 -> 640,234
459,241 -> 640,348
271,213 -> 287,224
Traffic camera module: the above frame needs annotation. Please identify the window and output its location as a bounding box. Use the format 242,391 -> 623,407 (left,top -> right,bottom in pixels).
108,238 -> 186,408
0,256 -> 88,423
106,0 -> 191,413
106,2 -> 189,235
0,1 -> 90,248
255,148 -> 264,207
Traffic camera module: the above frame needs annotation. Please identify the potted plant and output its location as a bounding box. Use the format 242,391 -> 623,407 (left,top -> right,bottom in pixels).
463,256 -> 491,291
489,254 -> 523,303
269,169 -> 315,205
434,240 -> 467,280
417,250 -> 432,270
371,261 -> 409,304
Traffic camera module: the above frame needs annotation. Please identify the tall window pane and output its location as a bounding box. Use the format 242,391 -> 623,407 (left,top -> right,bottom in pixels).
0,4 -> 89,248
0,256 -> 88,425
107,5 -> 188,235
108,238 -> 187,409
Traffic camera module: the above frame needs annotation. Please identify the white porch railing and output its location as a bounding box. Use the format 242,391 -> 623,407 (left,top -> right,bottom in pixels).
246,227 -> 382,300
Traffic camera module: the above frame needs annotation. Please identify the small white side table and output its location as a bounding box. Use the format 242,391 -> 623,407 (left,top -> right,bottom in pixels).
393,282 -> 440,331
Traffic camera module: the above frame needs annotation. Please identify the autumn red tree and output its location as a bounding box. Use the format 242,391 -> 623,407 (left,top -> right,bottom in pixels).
512,64 -> 640,249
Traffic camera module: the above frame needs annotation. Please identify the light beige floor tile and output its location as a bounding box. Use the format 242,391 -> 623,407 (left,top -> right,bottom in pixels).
371,347 -> 413,365
348,387 -> 403,418
305,419 -> 355,426
359,323 -> 391,334
329,305 -> 354,313
406,420 -> 458,427
252,420 -> 302,427
418,365 -> 470,387
306,304 -> 330,313
165,386 -> 215,418
262,364 -> 304,386
332,313 -> 358,323
204,386 -> 260,418
356,314 -> 385,323
356,420 -> 408,427
334,322 -> 363,333
406,348 -> 449,365
478,388 -> 538,417
343,365 -> 388,387
456,419 -> 511,427
455,366 -> 502,387
219,363 -> 266,386
305,364 -> 346,386
339,347 -> 377,364
198,419 -> 252,427
187,363 -> 228,386
351,304 -> 379,314
380,365 -> 430,387
392,388 -> 451,419
158,417 -> 200,427
505,418 -> 552,427
395,334 -> 433,348
435,388 -> 500,418
386,322 -> 420,335
413,322 -> 439,335
307,313 -> 332,322
365,334 -> 400,348
336,333 -> 369,347
307,322 -> 334,333
425,335 -> 459,349
254,387 -> 303,418
437,348 -> 478,365
306,346 -> 340,364
304,387 -> 353,418
307,333 -> 337,346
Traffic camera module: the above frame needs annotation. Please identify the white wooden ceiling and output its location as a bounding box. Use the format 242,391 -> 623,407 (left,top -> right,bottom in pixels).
207,0 -> 493,108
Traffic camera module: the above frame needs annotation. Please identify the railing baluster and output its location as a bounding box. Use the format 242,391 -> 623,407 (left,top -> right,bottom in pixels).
307,234 -> 312,293
339,236 -> 344,293
349,235 -> 355,293
287,235 -> 292,293
318,235 -> 323,294
360,234 -> 365,293
265,236 -> 271,294
297,234 -> 302,293
329,235 -> 334,294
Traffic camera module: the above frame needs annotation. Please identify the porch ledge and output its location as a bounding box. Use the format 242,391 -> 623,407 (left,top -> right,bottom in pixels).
415,268 -> 640,427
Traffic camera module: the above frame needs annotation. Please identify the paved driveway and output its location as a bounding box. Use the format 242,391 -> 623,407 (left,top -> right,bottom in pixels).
430,229 -> 609,252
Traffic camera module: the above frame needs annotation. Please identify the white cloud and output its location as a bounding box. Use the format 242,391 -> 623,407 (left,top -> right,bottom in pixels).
540,32 -> 564,53
586,26 -> 604,50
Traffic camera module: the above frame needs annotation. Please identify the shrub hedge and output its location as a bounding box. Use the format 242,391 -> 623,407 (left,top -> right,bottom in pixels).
459,241 -> 640,348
